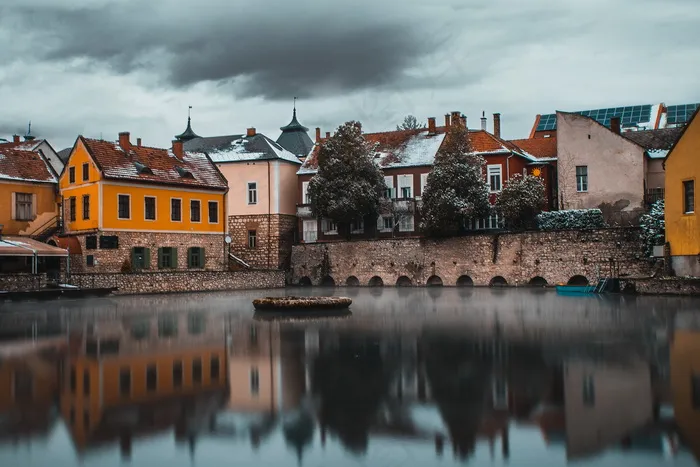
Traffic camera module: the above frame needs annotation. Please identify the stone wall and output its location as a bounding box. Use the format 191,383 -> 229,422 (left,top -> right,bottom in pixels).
632,277 -> 700,296
228,214 -> 296,269
291,228 -> 652,287
69,230 -> 226,273
67,270 -> 284,295
0,273 -> 47,292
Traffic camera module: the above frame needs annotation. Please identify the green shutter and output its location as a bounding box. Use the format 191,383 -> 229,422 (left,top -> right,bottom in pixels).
171,247 -> 178,269
131,247 -> 137,270
187,247 -> 193,268
199,247 -> 205,268
157,247 -> 163,269
144,248 -> 151,269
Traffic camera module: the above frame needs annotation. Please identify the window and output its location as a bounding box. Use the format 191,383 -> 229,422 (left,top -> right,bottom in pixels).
146,364 -> 157,392
171,198 -> 182,222
144,197 -> 156,221
399,214 -> 415,232
250,367 -> 260,395
158,247 -> 176,269
82,162 -> 89,181
190,200 -> 201,222
576,166 -> 588,192
381,216 -> 393,231
322,218 -> 337,235
210,356 -> 220,381
86,255 -> 95,267
302,181 -> 311,204
398,174 -> 413,199
248,182 -> 258,204
14,193 -> 34,221
383,176 -> 395,199
118,194 -> 130,219
86,235 -> 97,249
420,173 -> 429,197
248,230 -> 257,249
69,196 -> 76,222
692,373 -> 700,409
583,374 -> 595,406
187,312 -> 205,335
208,201 -> 218,223
487,165 -> 502,192
351,218 -> 364,234
188,247 -> 204,268
132,247 -> 149,269
302,220 -> 317,243
70,367 -> 76,394
69,166 -> 75,183
684,180 -> 695,214
119,368 -> 131,396
99,235 -> 119,249
82,194 -> 90,220
192,358 -> 202,385
158,314 -> 178,338
130,319 -> 149,340
173,361 -> 183,388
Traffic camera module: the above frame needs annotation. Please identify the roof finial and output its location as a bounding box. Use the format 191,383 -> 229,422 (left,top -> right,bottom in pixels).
293,97 -> 297,117
24,121 -> 36,141
188,105 -> 192,120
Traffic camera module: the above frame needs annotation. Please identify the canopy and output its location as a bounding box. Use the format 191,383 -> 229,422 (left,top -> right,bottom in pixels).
0,236 -> 69,257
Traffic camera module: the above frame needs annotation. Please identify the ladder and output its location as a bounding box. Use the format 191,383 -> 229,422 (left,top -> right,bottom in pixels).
594,278 -> 609,294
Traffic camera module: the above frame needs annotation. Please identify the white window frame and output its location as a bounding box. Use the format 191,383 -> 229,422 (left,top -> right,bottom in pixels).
351,218 -> 364,234
419,173 -> 429,198
302,220 -> 318,243
117,194 -> 131,220
576,166 -> 588,193
170,197 -> 183,222
398,174 -> 414,199
487,165 -> 502,193
208,200 -> 219,224
383,176 -> 395,199
144,196 -> 157,221
322,218 -> 338,235
302,181 -> 311,204
399,214 -> 414,232
379,215 -> 394,232
190,198 -> 202,223
247,182 -> 258,205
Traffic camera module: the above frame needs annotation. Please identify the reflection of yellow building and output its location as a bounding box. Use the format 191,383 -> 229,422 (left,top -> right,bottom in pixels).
671,329 -> 700,461
60,312 -> 228,451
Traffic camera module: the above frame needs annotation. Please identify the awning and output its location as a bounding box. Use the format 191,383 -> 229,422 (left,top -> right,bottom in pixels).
47,235 -> 82,255
0,236 -> 69,257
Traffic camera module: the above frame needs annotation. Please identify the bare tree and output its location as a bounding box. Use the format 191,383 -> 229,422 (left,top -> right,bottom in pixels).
396,115 -> 425,131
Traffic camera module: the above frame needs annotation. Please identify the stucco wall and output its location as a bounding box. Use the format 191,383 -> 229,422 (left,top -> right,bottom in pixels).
646,158 -> 665,190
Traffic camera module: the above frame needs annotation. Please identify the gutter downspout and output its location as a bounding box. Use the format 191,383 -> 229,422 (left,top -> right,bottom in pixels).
506,154 -> 514,181
267,161 -> 271,270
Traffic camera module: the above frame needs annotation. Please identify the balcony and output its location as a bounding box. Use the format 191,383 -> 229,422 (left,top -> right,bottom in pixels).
296,204 -> 313,218
393,199 -> 416,213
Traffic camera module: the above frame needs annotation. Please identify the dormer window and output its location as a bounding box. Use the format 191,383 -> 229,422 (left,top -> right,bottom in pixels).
133,161 -> 152,175
175,166 -> 194,179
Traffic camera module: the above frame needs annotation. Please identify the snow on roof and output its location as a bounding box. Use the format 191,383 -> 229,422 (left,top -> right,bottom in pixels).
0,147 -> 57,183
372,130 -> 446,169
190,133 -> 301,165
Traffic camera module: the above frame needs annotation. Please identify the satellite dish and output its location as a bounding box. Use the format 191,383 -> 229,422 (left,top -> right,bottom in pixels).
225,236 -> 232,244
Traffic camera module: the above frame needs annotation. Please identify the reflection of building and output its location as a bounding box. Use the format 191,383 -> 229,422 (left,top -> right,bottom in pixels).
671,329 -> 700,461
564,358 -> 653,459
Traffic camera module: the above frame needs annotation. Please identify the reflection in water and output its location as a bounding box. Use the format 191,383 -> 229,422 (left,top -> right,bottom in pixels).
0,289 -> 699,466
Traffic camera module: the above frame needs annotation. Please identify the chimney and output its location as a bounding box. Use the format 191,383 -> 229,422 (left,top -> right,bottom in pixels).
461,114 -> 467,128
315,127 -> 321,142
12,135 -> 20,143
451,111 -> 461,127
118,132 -> 131,151
493,113 -> 501,139
136,138 -> 142,147
428,117 -> 436,134
481,111 -> 487,131
444,114 -> 451,128
172,139 -> 183,159
610,116 -> 621,135
246,127 -> 256,137
325,131 -> 331,139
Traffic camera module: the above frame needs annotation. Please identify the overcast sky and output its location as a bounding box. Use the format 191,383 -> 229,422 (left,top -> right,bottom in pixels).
1,0 -> 698,150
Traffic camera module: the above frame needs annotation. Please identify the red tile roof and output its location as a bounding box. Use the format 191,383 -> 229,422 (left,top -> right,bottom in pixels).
0,147 -> 57,183
510,137 -> 558,159
0,140 -> 43,151
81,137 -> 227,190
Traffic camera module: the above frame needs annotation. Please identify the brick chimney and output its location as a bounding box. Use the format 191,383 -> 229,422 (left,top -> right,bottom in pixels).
481,111 -> 487,130
172,139 -> 183,159
444,114 -> 451,128
461,114 -> 467,128
12,135 -> 20,143
451,111 -> 461,127
428,117 -> 436,134
246,128 -> 256,137
136,138 -> 142,147
315,127 -> 321,142
493,113 -> 501,139
610,116 -> 621,135
118,132 -> 131,151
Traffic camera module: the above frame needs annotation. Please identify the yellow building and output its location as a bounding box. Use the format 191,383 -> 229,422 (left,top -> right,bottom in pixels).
670,329 -> 700,461
60,133 -> 228,272
665,107 -> 700,276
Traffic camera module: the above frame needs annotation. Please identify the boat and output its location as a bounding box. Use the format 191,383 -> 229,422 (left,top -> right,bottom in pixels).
555,284 -> 596,295
252,296 -> 352,311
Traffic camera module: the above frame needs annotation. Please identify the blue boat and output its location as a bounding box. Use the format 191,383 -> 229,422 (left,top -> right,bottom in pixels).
555,284 -> 596,295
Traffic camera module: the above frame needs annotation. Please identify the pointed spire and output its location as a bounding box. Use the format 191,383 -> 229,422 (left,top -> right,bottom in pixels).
175,106 -> 201,142
280,98 -> 309,132
24,121 -> 36,141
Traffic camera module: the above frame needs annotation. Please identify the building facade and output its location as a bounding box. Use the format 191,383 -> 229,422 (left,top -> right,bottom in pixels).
59,133 -> 228,273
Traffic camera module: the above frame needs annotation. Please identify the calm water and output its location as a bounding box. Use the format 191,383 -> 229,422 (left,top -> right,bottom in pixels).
1,287 -> 699,467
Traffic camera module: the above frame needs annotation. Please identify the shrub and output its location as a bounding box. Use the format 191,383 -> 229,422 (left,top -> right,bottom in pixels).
537,209 -> 607,231
496,174 -> 546,229
120,258 -> 133,273
639,200 -> 665,257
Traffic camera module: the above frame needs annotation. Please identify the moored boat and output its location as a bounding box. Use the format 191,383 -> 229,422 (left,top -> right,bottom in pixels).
252,296 -> 352,311
555,284 -> 596,295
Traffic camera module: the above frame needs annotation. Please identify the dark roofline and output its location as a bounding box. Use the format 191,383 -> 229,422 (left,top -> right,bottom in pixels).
664,104 -> 700,167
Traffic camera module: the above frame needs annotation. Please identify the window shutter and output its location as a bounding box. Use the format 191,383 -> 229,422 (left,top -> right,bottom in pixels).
187,247 -> 193,268
171,247 -> 178,269
144,248 -> 151,269
199,247 -> 205,268
11,193 -> 16,220
31,193 -> 37,218
131,247 -> 137,269
157,247 -> 163,269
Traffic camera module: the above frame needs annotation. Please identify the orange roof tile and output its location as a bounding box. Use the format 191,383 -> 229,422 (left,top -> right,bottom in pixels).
0,147 -> 57,183
510,137 -> 558,159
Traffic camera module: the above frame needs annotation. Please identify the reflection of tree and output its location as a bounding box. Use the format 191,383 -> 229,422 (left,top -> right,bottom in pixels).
312,336 -> 394,455
283,412 -> 315,465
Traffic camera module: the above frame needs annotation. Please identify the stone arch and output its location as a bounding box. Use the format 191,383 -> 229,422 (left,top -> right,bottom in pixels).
489,276 -> 508,287
426,275 -> 443,287
298,276 -> 312,287
567,275 -> 589,286
529,276 -> 548,287
456,275 -> 474,287
396,276 -> 413,287
320,276 -> 336,287
368,276 -> 384,287
345,276 -> 360,287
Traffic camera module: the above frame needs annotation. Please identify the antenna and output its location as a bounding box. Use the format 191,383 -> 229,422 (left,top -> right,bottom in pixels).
27,121 -> 32,135
293,97 -> 297,113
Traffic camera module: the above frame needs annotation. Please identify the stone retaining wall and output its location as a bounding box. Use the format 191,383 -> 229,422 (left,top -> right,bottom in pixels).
291,228 -> 653,287
0,273 -> 48,292
67,270 -> 284,295
631,277 -> 700,296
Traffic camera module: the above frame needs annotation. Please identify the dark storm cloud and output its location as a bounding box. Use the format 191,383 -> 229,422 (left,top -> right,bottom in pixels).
1,1 -> 448,100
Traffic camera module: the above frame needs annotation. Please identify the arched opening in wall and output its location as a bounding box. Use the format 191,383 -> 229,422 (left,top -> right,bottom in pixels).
489,276 -> 508,287
320,276 -> 336,287
368,276 -> 384,287
298,276 -> 312,287
567,275 -> 589,286
396,276 -> 413,287
426,275 -> 443,287
528,276 -> 548,287
345,276 -> 360,287
456,275 -> 474,287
